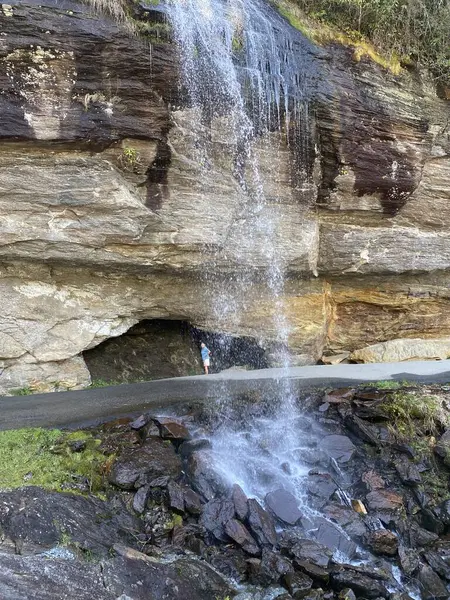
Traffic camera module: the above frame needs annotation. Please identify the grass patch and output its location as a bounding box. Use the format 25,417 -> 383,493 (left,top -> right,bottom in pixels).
272,0 -> 402,74
380,391 -> 448,438
0,428 -> 110,493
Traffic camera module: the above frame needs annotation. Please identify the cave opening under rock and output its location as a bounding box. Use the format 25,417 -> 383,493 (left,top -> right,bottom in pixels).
83,319 -> 268,383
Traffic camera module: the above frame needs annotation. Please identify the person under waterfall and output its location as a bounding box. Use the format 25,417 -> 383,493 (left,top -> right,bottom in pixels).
200,342 -> 211,375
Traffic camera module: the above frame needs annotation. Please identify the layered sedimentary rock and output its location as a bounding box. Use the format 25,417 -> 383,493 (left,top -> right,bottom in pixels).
0,0 -> 449,391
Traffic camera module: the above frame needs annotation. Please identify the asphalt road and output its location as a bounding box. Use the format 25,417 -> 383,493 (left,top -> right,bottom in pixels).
1,360 -> 450,431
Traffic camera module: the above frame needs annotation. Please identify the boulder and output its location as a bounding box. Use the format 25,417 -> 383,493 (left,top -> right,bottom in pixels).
199,499 -> 235,542
109,438 -> 181,489
183,487 -> 203,515
365,530 -> 398,556
265,489 -> 302,526
178,438 -> 212,458
224,519 -> 260,556
247,499 -> 278,547
423,550 -> 450,581
0,554 -> 112,600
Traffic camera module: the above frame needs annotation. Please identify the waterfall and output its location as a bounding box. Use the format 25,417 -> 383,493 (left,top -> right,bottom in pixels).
166,0 -> 316,368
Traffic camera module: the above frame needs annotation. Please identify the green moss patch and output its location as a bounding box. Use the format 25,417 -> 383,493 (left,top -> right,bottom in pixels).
0,428 -> 109,493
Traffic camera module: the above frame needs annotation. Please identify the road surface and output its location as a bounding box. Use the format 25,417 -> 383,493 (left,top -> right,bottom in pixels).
1,360 -> 450,431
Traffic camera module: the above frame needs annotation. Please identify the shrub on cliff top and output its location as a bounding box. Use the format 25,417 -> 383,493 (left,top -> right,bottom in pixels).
280,0 -> 449,84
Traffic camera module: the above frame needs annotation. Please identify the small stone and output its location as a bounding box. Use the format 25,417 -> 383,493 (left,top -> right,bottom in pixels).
339,590 -> 356,600
351,499 -> 367,514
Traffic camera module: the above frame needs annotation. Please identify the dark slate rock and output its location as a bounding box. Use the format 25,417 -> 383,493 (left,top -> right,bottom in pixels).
251,548 -> 293,585
265,489 -> 302,526
130,414 -> 149,430
247,498 -> 277,547
199,499 -> 235,542
434,429 -> 450,461
322,503 -> 368,541
207,547 -> 248,583
313,518 -> 358,560
289,538 -> 332,568
179,438 -> 212,459
153,417 -> 191,441
167,480 -> 185,513
435,499 -> 450,526
344,415 -> 380,446
132,484 -> 151,515
109,437 -> 181,490
283,570 -> 313,597
0,554 -> 111,600
398,546 -> 420,576
231,484 -> 249,521
365,489 -> 403,512
186,450 -> 228,501
183,487 -> 203,515
417,564 -> 449,600
330,565 -> 389,599
307,473 -> 338,505
423,550 -> 450,581
420,508 -> 445,535
295,559 -> 330,584
321,435 -> 356,463
394,458 -> 422,487
102,553 -> 234,600
0,487 -> 139,557
408,522 -> 439,547
224,519 -> 260,556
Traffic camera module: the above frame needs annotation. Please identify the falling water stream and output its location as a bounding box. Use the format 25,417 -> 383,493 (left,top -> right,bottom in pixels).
166,1 -> 421,597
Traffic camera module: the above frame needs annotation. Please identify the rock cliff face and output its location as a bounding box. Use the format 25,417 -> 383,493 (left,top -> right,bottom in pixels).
0,0 -> 449,392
